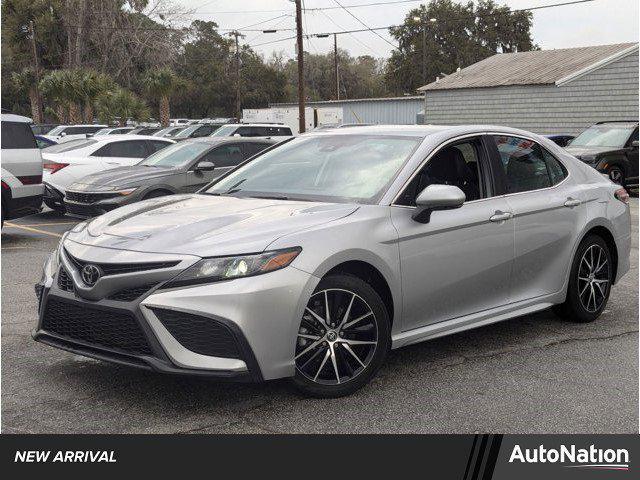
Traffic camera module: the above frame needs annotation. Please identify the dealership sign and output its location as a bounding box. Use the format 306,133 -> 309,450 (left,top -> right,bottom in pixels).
509,444 -> 629,470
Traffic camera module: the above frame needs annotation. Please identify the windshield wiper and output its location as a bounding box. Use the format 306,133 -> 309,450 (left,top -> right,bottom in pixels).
249,194 -> 289,200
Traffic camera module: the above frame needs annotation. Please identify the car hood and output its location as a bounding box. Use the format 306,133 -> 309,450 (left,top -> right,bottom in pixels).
68,194 -> 359,257
564,146 -> 617,158
71,166 -> 176,189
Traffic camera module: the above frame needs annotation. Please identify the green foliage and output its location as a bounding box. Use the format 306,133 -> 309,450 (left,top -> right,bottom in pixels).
141,67 -> 181,98
11,68 -> 38,93
96,88 -> 150,125
386,0 -> 537,94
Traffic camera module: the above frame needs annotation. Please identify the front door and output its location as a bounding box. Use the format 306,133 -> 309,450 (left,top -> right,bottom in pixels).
391,136 -> 514,331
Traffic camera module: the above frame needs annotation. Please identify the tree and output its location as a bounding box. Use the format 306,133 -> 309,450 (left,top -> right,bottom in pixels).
96,87 -> 149,125
78,69 -> 114,122
385,0 -> 536,94
12,68 -> 42,122
141,67 -> 180,126
39,70 -> 69,122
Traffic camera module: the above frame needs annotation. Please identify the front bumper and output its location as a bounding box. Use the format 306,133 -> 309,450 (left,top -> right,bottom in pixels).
33,242 -> 319,381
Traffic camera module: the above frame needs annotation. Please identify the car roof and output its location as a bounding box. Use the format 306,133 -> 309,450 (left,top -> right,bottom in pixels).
92,134 -> 175,142
1,113 -> 32,123
183,137 -> 278,145
226,123 -> 292,128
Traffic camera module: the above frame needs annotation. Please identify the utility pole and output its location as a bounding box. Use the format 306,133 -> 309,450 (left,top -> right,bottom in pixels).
294,0 -> 306,133
229,30 -> 244,121
28,20 -> 43,124
333,33 -> 339,100
422,27 -> 426,84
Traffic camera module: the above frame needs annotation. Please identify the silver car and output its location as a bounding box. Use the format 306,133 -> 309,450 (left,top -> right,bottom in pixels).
34,125 -> 631,397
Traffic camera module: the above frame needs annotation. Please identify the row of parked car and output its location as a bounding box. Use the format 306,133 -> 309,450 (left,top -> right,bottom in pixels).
1,113 -> 637,228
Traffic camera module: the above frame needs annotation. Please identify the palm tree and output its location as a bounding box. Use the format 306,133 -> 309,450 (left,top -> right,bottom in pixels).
141,68 -> 180,127
12,68 -> 42,123
39,70 -> 68,123
64,69 -> 85,124
96,88 -> 150,126
78,69 -> 114,123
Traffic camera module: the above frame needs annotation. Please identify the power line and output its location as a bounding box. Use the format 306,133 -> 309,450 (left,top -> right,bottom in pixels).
318,9 -> 379,56
331,0 -> 399,49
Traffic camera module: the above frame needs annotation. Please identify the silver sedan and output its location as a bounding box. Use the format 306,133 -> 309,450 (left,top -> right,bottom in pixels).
34,125 -> 631,397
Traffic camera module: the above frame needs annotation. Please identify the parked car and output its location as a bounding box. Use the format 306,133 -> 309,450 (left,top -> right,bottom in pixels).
40,124 -> 108,144
545,134 -> 575,147
127,127 -> 162,136
34,125 -> 630,397
1,114 -> 43,226
172,123 -> 221,141
565,121 -> 639,187
210,123 -> 293,138
31,123 -> 60,135
41,135 -> 174,213
93,126 -> 135,136
34,135 -> 57,149
170,118 -> 190,127
153,126 -> 186,138
63,137 -> 278,218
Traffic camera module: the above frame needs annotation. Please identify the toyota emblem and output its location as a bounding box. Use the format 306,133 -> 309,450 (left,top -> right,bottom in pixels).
81,264 -> 102,286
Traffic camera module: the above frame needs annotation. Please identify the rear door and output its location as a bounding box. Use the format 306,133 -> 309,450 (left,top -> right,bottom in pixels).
489,134 -> 588,303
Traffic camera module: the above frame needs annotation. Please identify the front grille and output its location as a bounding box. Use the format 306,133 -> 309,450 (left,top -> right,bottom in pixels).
66,191 -> 118,204
42,298 -> 153,356
64,249 -> 179,276
64,202 -> 105,218
152,308 -> 241,359
57,268 -> 74,292
108,284 -> 156,302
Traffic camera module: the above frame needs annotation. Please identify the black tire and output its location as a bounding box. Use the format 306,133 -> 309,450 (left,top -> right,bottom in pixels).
43,198 -> 65,214
553,234 -> 612,323
143,190 -> 171,200
607,165 -> 625,186
291,274 -> 390,398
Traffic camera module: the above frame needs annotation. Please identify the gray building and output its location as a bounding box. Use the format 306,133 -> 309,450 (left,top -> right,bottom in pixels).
418,43 -> 639,135
271,96 -> 424,125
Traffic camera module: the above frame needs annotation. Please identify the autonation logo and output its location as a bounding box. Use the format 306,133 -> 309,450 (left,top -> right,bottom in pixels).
509,444 -> 630,471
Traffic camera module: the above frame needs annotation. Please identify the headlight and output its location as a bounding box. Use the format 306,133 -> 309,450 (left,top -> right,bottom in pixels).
164,247 -> 302,288
114,187 -> 138,196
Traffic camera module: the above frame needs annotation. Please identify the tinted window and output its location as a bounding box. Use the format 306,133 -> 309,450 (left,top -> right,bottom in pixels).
193,125 -> 216,137
148,140 -> 172,154
64,126 -> 104,135
235,126 -> 255,137
627,127 -> 639,146
1,121 -> 37,149
244,142 -> 271,157
94,140 -> 148,158
396,139 -> 485,206
494,136 -> 565,193
202,144 -> 244,168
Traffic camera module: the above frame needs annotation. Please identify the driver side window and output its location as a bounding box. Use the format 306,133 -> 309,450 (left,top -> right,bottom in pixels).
396,138 -> 486,206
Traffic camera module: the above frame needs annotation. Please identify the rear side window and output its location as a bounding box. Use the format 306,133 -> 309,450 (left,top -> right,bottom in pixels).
64,126 -> 103,135
94,140 -> 148,158
1,121 -> 37,149
493,135 -> 566,193
244,142 -> 271,156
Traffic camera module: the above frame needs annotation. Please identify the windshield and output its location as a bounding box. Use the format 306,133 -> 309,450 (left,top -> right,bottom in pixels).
173,125 -> 200,138
47,126 -> 67,135
570,125 -> 635,148
211,125 -> 238,137
42,139 -> 97,153
205,134 -> 421,203
139,141 -> 211,167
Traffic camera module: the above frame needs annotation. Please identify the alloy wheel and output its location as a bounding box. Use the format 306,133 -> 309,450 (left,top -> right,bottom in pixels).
295,288 -> 378,385
577,244 -> 610,313
609,167 -> 623,184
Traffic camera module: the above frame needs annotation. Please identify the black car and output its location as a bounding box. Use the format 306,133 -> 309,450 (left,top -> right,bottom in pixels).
63,137 -> 280,218
172,123 -> 221,141
566,121 -> 639,187
545,134 -> 575,147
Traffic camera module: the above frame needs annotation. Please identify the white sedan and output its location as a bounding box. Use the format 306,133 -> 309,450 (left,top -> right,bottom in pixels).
42,135 -> 175,212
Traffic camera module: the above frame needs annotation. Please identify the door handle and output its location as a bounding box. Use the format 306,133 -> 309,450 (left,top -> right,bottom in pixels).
489,211 -> 513,222
564,198 -> 582,208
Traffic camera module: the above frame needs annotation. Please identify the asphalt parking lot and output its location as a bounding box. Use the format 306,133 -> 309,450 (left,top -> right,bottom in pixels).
1,201 -> 638,434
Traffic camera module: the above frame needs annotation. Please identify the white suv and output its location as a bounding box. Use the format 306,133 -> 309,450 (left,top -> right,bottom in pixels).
1,114 -> 44,226
41,124 -> 108,144
210,123 -> 293,138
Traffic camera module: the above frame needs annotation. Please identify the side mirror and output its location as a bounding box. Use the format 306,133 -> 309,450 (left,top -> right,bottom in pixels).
232,133 -> 241,137
195,161 -> 216,172
631,140 -> 639,148
60,132 -> 67,136
412,184 -> 465,223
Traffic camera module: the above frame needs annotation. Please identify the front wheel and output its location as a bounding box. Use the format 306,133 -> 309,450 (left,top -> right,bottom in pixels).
553,235 -> 612,323
607,165 -> 625,186
291,274 -> 390,398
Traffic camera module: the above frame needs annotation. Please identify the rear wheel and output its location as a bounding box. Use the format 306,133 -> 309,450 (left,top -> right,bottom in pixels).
291,274 -> 390,397
43,198 -> 65,214
553,235 -> 612,323
607,165 -> 625,186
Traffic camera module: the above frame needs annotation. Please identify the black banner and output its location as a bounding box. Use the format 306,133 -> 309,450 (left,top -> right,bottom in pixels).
1,434 -> 638,478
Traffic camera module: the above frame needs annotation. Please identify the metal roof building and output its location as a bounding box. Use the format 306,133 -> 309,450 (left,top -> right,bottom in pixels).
418,43 -> 639,135
271,96 -> 424,125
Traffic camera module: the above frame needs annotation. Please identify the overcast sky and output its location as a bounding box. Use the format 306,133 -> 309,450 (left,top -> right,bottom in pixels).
178,0 -> 639,60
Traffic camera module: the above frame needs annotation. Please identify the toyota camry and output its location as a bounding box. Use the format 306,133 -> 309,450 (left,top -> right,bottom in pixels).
34,125 -> 631,397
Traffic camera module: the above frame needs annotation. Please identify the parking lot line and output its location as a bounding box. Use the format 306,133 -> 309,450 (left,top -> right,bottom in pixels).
3,222 -> 63,238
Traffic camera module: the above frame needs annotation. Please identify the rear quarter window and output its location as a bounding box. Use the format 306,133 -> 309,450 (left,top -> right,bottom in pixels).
1,121 -> 37,149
